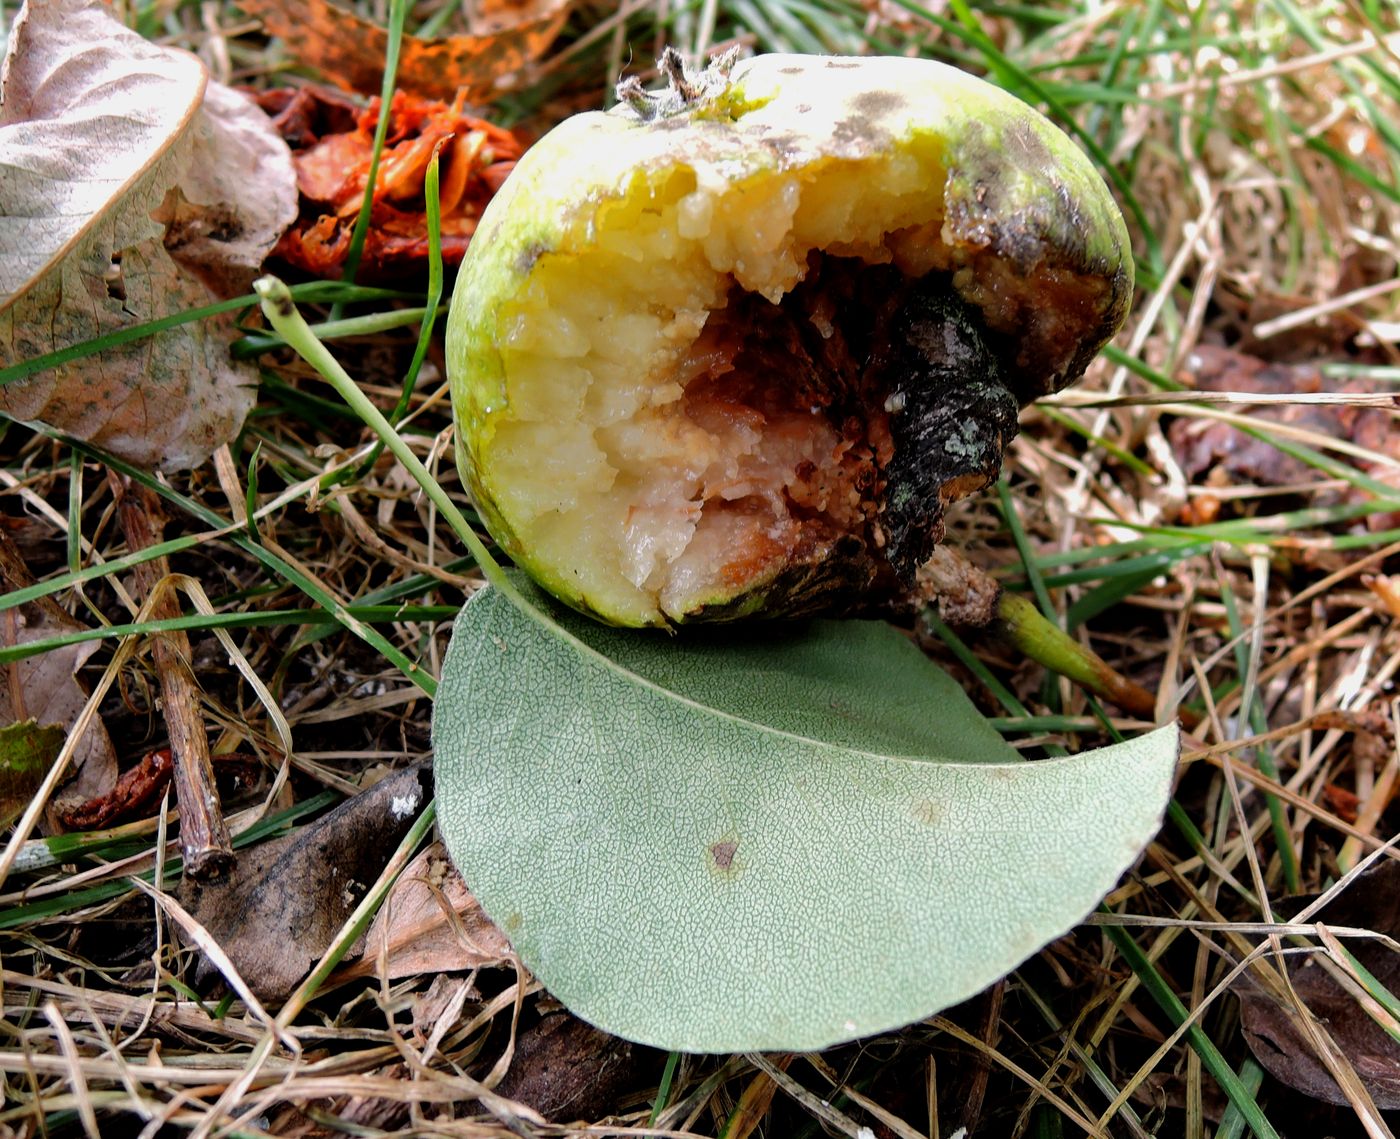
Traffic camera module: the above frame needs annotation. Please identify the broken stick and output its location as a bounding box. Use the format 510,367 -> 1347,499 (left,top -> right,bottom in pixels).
112,474 -> 234,878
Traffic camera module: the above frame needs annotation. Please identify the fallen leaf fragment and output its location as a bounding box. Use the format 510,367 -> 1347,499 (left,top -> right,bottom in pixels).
158,81 -> 301,298
259,86 -> 522,280
0,721 -> 65,828
494,1012 -> 643,1122
1168,345 -> 1400,528
177,764 -> 430,1002
0,524 -> 117,826
239,0 -> 572,100
349,840 -> 511,980
1235,860 -> 1400,1108
0,0 -> 296,469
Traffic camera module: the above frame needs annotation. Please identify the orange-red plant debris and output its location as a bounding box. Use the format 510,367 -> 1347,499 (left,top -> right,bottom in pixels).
256,85 -> 523,280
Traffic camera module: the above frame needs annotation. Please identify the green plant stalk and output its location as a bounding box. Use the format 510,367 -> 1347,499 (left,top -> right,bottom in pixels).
649,1050 -> 682,1126
234,305 -> 446,357
998,478 -> 1057,623
1219,577 -> 1301,893
925,609 -> 1033,715
994,590 -> 1165,723
333,0 -> 408,302
1040,406 -> 1154,475
335,150 -> 448,490
252,277 -> 525,615
996,478 -> 1067,714
1214,1058 -> 1266,1139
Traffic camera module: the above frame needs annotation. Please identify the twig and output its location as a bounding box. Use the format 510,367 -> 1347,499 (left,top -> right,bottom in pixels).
111,473 -> 233,879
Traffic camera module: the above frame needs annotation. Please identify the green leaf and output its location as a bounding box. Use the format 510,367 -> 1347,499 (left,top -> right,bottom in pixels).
433,584 -> 1179,1052
0,721 -> 65,828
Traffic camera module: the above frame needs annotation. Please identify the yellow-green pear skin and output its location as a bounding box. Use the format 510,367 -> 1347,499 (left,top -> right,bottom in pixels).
447,53 -> 1132,627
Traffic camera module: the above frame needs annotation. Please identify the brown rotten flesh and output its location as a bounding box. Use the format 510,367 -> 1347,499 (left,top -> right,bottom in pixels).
446,52 -> 1134,627
646,254 -> 1026,620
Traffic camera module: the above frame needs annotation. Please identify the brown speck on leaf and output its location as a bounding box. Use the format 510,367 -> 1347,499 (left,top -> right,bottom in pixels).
710,840 -> 738,870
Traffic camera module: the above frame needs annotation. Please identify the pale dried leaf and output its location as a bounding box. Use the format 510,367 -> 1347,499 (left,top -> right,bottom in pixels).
359,841 -> 512,980
158,82 -> 299,297
0,0 -> 277,470
0,0 -> 205,304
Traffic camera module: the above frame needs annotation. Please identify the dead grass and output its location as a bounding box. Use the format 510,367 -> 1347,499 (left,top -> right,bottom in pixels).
5,0 -> 1400,1136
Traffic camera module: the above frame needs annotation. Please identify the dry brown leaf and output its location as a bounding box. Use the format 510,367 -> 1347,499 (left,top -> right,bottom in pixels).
1235,860 -> 1400,1108
354,840 -> 512,980
0,527 -> 117,827
177,765 -> 430,1002
494,1013 -> 643,1122
0,0 -> 296,470
239,0 -> 572,100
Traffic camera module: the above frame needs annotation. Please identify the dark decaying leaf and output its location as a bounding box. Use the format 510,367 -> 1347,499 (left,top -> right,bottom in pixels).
178,764 -> 430,1002
494,1013 -> 645,1122
1168,345 -> 1400,527
239,0 -> 572,100
1235,859 -> 1400,1108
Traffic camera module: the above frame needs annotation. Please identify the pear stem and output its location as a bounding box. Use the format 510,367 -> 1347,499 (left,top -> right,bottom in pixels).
921,547 -> 1192,726
992,591 -> 1163,722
